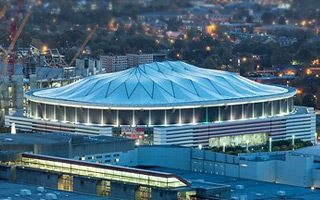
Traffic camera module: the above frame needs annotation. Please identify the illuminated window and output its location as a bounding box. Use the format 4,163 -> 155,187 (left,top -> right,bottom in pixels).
58,174 -> 73,192
21,155 -> 187,189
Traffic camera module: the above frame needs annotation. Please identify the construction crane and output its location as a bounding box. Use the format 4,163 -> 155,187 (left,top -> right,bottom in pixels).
7,0 -> 26,80
0,4 -> 8,20
0,1 -> 32,123
68,26 -> 97,67
1,0 -> 30,79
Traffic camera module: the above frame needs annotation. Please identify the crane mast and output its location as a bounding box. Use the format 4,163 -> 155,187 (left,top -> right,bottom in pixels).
8,0 -> 24,80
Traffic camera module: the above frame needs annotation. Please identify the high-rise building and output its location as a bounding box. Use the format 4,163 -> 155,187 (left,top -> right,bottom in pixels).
100,53 -> 165,73
127,54 -> 153,68
100,55 -> 128,73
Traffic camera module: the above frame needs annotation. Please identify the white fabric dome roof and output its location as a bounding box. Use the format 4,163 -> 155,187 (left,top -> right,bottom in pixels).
28,61 -> 293,108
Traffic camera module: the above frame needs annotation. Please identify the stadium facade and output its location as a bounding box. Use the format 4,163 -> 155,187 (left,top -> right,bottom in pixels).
6,61 -> 316,147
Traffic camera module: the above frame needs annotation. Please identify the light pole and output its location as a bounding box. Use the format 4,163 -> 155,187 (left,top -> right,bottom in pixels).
292,135 -> 295,150
246,140 -> 249,152
11,122 -> 16,134
269,137 -> 272,152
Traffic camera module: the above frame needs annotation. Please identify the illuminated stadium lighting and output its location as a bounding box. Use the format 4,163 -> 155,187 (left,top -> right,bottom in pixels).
9,61 -> 315,148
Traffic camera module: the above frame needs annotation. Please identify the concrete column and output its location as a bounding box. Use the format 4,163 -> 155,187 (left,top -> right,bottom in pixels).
101,109 -> 104,125
29,74 -> 37,90
242,104 -> 244,119
64,106 -> 66,121
132,110 -> 135,126
148,110 -> 151,126
252,103 -> 255,118
192,108 -> 195,124
75,108 -> 77,123
12,75 -> 24,110
35,103 -> 38,118
53,105 -> 56,120
44,104 -> 47,119
87,108 -> 90,124
116,110 -> 119,126
164,110 -> 167,126
205,107 -> 208,122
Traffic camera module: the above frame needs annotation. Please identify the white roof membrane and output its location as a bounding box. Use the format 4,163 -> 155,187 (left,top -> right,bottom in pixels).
28,61 -> 294,108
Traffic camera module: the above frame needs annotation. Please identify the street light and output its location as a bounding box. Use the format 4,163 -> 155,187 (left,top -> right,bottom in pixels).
301,20 -> 307,26
42,45 -> 48,54
11,123 -> 16,134
222,142 -> 226,152
306,68 -> 312,75
246,140 -> 249,152
292,135 -> 295,150
296,88 -> 303,95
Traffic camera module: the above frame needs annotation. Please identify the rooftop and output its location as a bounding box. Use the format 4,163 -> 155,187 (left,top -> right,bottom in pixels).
0,181 -> 108,200
0,133 -> 132,146
295,145 -> 320,161
27,61 -> 295,109
149,167 -> 320,200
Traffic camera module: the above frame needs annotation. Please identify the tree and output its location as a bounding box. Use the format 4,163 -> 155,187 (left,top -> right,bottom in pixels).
232,9 -> 249,21
167,19 -> 183,31
302,94 -> 317,108
295,47 -> 316,63
186,28 -> 200,39
278,16 -> 286,25
261,12 -> 275,25
271,49 -> 292,65
246,15 -> 254,23
202,55 -> 222,70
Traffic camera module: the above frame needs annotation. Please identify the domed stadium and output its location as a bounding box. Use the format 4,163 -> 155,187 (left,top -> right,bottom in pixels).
25,61 -> 296,127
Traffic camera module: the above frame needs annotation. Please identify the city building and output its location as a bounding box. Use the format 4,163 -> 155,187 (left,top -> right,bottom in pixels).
100,55 -> 128,73
0,152 -> 231,200
0,181 -> 106,200
6,61 -> 316,147
0,45 -> 86,126
0,62 -> 24,124
75,58 -> 102,77
1,145 -> 320,199
116,145 -> 320,189
0,133 -> 135,163
100,53 -> 166,73
127,53 -> 154,68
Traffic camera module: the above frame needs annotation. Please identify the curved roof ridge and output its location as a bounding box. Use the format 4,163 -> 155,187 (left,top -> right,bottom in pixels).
29,61 -> 292,107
